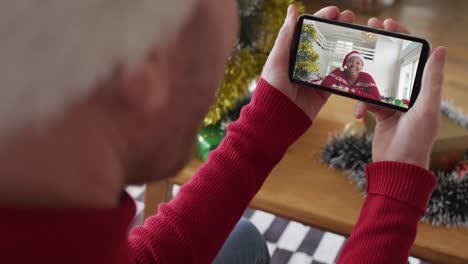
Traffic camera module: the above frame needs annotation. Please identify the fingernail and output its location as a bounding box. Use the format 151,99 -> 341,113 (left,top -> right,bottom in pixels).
436,47 -> 448,61
287,5 -> 293,17
355,103 -> 363,117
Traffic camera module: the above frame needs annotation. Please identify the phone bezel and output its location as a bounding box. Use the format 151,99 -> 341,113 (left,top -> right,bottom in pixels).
289,14 -> 431,112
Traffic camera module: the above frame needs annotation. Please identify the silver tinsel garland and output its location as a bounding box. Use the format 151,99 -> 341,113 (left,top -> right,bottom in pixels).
441,100 -> 468,129
322,101 -> 468,226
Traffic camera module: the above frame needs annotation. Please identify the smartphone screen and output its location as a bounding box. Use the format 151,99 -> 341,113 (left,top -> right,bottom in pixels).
289,15 -> 431,111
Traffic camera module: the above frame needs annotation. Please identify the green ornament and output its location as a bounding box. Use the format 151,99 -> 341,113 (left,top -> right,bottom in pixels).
394,99 -> 404,107
197,126 -> 226,161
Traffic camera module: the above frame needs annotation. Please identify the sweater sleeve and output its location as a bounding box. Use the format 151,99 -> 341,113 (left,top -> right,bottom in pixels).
128,78 -> 311,264
365,73 -> 381,101
337,161 -> 437,264
321,71 -> 338,88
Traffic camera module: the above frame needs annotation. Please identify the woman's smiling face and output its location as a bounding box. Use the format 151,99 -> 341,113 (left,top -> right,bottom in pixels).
345,56 -> 363,77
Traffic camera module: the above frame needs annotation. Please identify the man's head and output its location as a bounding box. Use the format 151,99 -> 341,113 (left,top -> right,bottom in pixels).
114,0 -> 239,183
0,0 -> 239,193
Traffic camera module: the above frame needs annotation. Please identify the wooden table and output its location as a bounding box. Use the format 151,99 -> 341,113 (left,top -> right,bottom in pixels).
145,95 -> 468,264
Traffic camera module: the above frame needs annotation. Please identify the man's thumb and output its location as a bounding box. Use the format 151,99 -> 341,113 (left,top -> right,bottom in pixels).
415,47 -> 447,113
273,5 -> 298,51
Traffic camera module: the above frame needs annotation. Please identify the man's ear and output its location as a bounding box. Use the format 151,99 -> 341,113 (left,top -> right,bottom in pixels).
120,58 -> 169,113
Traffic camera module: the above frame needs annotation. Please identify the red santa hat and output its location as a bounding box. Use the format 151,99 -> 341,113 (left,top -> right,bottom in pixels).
341,51 -> 365,71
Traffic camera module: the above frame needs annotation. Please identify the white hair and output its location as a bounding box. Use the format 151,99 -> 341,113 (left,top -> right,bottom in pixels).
0,0 -> 195,134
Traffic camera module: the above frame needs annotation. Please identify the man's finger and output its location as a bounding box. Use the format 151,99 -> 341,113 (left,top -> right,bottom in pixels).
273,5 -> 341,55
383,19 -> 410,34
368,17 -> 411,35
415,47 -> 447,113
314,6 -> 341,19
337,10 -> 355,23
354,102 -> 367,119
368,17 -> 384,29
270,5 -> 298,55
354,101 -> 397,121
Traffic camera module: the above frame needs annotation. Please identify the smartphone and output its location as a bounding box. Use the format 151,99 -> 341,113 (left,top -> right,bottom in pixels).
289,14 -> 431,111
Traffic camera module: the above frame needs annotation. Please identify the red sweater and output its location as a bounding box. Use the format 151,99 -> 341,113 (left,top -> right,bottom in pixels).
0,78 -> 435,264
321,68 -> 381,101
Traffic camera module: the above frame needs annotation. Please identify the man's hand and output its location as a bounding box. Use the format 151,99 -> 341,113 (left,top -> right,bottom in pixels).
354,18 -> 447,169
261,5 -> 355,120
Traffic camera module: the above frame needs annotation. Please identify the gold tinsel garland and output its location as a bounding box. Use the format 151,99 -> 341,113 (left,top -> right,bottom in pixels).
294,24 -> 320,76
203,0 -> 304,126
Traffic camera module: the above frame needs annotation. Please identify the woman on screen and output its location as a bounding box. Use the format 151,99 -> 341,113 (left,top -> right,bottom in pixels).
321,51 -> 381,101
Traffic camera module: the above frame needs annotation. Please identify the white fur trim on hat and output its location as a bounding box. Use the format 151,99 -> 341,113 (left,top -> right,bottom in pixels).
342,51 -> 364,71
347,53 -> 365,64
0,0 -> 196,134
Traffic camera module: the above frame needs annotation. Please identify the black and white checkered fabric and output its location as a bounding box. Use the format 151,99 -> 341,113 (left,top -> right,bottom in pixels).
127,185 -> 429,264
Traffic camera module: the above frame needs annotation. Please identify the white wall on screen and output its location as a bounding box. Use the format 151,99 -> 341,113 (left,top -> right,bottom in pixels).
365,36 -> 402,97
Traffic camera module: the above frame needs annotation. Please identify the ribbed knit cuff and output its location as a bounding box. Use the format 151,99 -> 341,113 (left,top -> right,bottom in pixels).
366,161 -> 437,214
246,77 -> 312,148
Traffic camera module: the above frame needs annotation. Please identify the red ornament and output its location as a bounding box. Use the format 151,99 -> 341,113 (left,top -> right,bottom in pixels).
436,151 -> 465,172
456,162 -> 468,178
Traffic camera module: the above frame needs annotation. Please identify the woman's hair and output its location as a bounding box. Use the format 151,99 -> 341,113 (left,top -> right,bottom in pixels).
0,0 -> 195,134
